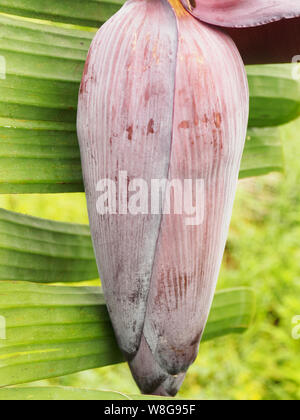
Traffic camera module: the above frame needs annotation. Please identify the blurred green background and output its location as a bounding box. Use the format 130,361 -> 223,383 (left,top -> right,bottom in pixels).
1,118 -> 299,400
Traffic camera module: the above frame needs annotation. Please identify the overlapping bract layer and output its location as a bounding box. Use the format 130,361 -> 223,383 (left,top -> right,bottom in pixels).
78,0 -> 178,358
78,0 -> 249,395
180,0 -> 300,64
181,0 -> 300,27
137,6 -> 248,382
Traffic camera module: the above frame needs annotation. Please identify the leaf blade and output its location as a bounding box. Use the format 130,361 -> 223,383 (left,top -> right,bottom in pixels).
240,127 -> 283,179
0,386 -> 169,400
0,282 -> 255,386
0,0 -> 124,28
0,207 -> 99,283
248,64 -> 300,127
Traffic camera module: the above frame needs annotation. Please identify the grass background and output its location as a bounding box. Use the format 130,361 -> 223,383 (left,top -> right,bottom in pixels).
0,118 -> 299,400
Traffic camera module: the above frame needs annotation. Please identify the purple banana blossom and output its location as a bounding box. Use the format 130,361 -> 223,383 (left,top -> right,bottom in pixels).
77,0 -> 300,396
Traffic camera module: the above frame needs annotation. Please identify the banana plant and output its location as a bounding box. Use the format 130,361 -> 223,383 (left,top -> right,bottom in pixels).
0,0 -> 299,400
77,0 -> 300,396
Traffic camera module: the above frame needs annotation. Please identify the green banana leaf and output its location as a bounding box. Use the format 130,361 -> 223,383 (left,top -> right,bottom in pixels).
0,13 -> 295,193
0,282 -> 255,386
240,127 -> 283,178
247,65 -> 300,127
0,0 -> 124,28
0,207 -> 98,283
0,386 -> 171,400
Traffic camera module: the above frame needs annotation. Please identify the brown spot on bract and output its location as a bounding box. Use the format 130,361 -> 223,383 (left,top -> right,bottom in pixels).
144,84 -> 150,103
190,331 -> 202,347
178,273 -> 188,298
127,125 -> 133,141
214,112 -> 222,129
132,320 -> 137,333
80,80 -> 86,95
128,291 -> 139,304
211,129 -> 223,152
147,119 -> 155,135
144,42 -> 150,60
80,49 -> 93,94
202,114 -> 209,124
178,120 -> 190,129
212,129 -> 218,151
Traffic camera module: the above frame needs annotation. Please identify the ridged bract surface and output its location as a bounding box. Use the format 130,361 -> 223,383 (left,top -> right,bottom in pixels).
77,0 -> 248,395
78,0 -> 178,358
